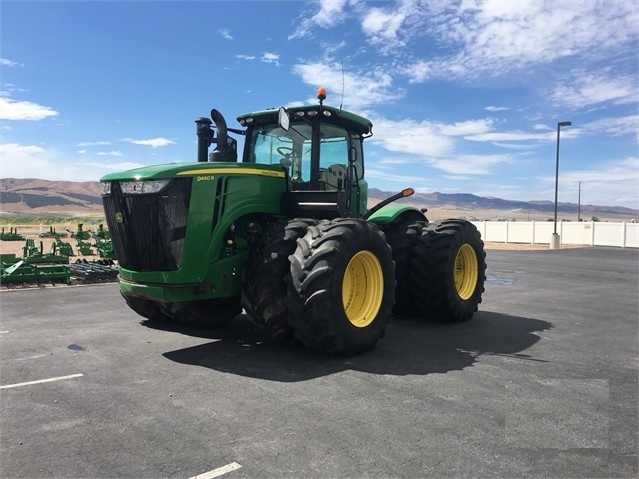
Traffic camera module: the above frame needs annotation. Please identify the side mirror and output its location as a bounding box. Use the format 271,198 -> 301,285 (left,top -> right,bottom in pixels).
278,107 -> 290,131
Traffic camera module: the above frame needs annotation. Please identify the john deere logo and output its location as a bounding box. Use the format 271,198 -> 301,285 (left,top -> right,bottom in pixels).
115,212 -> 123,223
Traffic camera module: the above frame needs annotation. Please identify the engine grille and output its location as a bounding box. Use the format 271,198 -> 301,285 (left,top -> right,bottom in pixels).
103,178 -> 192,271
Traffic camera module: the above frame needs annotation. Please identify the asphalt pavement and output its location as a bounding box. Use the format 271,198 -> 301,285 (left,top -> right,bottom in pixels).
1,247 -> 637,478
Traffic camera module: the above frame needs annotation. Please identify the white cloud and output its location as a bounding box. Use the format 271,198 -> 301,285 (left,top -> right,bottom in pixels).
551,72 -> 638,109
557,157 -> 638,185
82,161 -> 144,173
293,61 -> 400,109
0,143 -> 62,180
0,142 -> 147,182
0,58 -> 23,67
485,106 -> 510,112
217,28 -> 233,40
430,153 -> 514,175
0,97 -> 58,121
312,0 -> 348,28
582,115 -> 639,137
465,130 -> 559,142
125,138 -> 175,148
491,142 -> 538,150
76,141 -> 112,147
546,157 -> 639,208
97,150 -> 123,157
365,167 -> 432,185
401,59 -> 430,83
369,117 -> 453,157
236,54 -> 256,61
425,0 -> 638,77
289,0 -> 348,39
369,116 -> 495,156
291,0 -> 638,94
261,52 -> 280,65
361,2 -> 411,47
439,119 -> 494,136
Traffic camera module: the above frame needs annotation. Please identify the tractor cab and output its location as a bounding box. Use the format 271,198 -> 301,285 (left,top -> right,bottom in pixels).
236,90 -> 372,218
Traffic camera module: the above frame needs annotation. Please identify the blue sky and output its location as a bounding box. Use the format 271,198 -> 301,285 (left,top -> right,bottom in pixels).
1,0 -> 637,208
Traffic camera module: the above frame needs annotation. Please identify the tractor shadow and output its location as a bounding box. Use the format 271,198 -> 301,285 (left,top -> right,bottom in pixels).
154,311 -> 552,382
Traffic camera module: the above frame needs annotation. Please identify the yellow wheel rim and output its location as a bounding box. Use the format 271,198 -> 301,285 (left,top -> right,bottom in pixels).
342,250 -> 384,328
454,244 -> 479,300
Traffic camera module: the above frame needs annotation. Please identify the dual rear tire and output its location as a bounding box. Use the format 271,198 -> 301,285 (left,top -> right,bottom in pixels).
393,219 -> 486,321
242,217 -> 485,354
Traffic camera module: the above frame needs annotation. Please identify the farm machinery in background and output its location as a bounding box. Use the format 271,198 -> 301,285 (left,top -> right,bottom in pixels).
100,88 -> 487,355
0,223 -> 118,286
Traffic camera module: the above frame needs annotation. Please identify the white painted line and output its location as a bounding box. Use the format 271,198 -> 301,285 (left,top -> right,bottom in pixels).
0,373 -> 84,390
16,354 -> 48,361
0,331 -> 9,334
190,462 -> 242,479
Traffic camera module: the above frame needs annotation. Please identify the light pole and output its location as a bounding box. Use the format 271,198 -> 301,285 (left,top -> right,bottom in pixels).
551,120 -> 572,249
578,181 -> 581,222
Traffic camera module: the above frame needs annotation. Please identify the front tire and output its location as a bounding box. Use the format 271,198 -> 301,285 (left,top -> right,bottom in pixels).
410,219 -> 486,322
286,218 -> 395,355
241,218 -> 317,342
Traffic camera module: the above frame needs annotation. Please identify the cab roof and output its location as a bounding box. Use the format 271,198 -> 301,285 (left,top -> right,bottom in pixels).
236,105 -> 373,136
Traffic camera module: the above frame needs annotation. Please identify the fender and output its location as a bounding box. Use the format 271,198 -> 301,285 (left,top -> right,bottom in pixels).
366,204 -> 427,226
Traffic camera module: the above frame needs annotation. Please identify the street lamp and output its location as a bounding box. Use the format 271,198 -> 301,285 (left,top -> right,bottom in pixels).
551,120 -> 572,249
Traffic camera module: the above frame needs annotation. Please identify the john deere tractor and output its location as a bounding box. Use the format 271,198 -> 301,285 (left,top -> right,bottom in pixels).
100,88 -> 486,355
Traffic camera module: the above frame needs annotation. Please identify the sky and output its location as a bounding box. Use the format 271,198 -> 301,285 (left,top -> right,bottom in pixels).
1,0 -> 638,209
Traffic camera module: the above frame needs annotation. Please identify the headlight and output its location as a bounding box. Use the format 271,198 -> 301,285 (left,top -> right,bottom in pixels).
119,179 -> 171,194
100,182 -> 111,195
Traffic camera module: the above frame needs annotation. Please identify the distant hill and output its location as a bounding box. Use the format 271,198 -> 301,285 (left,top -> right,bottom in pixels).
0,178 -> 636,221
0,178 -> 103,215
367,188 -> 638,220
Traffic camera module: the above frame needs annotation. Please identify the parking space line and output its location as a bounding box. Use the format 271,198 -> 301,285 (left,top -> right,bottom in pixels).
0,373 -> 84,390
190,462 -> 242,479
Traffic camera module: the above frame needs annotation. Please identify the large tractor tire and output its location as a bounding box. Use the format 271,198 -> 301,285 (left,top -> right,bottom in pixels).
410,219 -> 486,322
385,220 -> 427,316
285,218 -> 396,355
241,218 -> 317,342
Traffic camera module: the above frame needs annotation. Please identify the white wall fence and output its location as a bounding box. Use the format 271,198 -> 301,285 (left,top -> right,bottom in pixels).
472,221 -> 639,248
3,221 -> 638,248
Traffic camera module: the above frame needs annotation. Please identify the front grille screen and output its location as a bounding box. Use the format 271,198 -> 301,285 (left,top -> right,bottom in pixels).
102,178 -> 192,271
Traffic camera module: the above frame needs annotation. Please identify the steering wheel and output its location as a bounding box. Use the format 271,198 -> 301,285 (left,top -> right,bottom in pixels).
277,146 -> 293,157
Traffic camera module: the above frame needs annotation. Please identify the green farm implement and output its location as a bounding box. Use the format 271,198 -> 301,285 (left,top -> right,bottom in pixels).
0,228 -> 25,241
1,254 -> 70,285
1,234 -> 118,286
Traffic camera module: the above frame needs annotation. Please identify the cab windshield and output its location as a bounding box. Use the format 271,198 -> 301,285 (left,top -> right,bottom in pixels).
246,121 -> 362,191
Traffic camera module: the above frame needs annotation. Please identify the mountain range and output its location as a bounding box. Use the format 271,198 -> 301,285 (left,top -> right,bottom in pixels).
1,178 -> 636,221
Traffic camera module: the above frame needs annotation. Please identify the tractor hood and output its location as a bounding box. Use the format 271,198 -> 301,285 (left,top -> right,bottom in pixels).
100,162 -> 285,182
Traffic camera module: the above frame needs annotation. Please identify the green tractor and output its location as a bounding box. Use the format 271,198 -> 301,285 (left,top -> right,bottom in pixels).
100,88 -> 486,355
